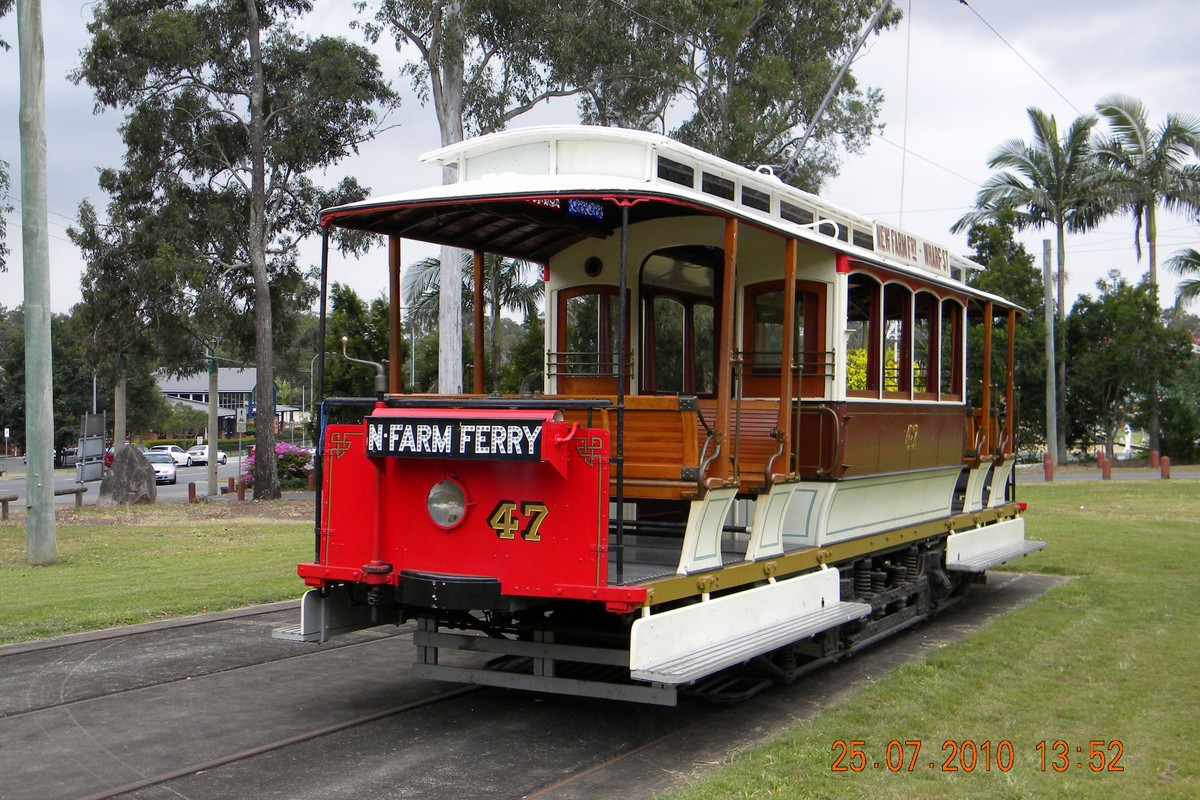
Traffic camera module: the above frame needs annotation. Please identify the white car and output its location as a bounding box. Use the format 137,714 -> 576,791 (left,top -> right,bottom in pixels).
150,445 -> 193,467
144,452 -> 178,484
186,445 -> 228,466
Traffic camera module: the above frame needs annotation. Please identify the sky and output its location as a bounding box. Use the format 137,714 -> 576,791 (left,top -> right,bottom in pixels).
2,0 -> 1199,317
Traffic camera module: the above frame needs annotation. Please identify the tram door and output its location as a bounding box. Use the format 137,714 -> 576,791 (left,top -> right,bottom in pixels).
639,246 -> 721,396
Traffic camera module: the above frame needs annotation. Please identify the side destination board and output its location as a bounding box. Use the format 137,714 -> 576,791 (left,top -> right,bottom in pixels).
365,416 -> 544,461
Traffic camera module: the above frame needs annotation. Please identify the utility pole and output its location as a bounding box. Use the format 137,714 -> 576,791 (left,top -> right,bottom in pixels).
1043,239 -> 1058,466
18,0 -> 56,564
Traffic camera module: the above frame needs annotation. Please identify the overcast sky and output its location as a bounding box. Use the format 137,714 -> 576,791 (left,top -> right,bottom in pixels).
2,0 -> 1199,316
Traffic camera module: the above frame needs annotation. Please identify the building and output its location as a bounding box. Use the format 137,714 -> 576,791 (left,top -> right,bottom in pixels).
157,368 -> 301,436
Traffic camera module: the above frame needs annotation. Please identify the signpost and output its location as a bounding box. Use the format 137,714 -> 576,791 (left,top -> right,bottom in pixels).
236,407 -> 247,478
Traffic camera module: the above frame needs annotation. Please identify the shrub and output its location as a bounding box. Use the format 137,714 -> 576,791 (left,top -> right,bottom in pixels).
241,442 -> 313,488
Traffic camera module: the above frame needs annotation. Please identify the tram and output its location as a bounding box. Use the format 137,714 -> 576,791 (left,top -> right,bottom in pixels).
274,126 -> 1043,705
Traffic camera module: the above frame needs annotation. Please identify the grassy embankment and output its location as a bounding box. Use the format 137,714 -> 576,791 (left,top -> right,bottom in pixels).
0,501 -> 312,644
661,479 -> 1199,799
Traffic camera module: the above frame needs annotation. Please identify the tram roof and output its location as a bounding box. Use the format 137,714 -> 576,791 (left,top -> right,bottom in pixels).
321,126 -> 1019,309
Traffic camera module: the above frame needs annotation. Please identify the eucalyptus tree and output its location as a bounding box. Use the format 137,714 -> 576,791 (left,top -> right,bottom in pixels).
74,0 -> 396,499
403,252 -> 543,392
1094,94 -> 1200,289
1166,248 -> 1200,308
355,0 -> 561,393
951,108 -> 1104,462
670,0 -> 900,191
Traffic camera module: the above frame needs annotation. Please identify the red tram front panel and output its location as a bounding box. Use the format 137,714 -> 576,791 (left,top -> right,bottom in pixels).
299,408 -> 643,609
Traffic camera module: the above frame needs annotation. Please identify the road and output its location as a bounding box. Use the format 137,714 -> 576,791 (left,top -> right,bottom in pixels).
0,458 -> 249,508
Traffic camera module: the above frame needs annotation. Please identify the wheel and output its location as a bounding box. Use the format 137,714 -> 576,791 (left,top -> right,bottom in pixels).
170,477 -> 177,484
185,457 -> 192,467
220,455 -> 227,465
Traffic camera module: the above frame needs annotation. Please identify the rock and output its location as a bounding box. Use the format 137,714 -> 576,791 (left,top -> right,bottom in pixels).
97,445 -> 158,506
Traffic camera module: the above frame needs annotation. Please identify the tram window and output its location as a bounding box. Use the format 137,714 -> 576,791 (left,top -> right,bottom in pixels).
559,287 -> 621,376
846,274 -> 881,395
883,283 -> 912,394
744,280 -> 827,397
913,291 -> 939,395
940,299 -> 963,398
640,246 -> 720,395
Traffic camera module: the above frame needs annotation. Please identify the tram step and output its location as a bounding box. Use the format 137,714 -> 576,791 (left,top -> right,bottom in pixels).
945,517 -> 1044,573
631,601 -> 870,685
945,539 -> 1046,572
629,567 -> 870,686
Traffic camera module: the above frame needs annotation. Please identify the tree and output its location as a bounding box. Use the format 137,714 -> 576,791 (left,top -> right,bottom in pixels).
670,0 -> 899,191
1064,274 -> 1187,458
403,252 -> 543,392
75,0 -> 396,499
498,311 -> 545,394
1093,94 -> 1200,289
952,108 -> 1105,463
1166,247 -> 1200,309
323,282 -> 392,399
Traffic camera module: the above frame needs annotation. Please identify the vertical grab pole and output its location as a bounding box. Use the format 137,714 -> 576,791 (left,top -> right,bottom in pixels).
981,301 -> 994,457
615,205 -> 629,583
314,224 -> 330,562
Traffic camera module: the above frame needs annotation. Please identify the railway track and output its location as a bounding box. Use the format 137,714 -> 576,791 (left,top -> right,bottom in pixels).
0,575 -> 1061,800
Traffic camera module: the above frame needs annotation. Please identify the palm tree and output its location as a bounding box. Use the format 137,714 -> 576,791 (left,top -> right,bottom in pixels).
1093,95 -> 1200,289
1166,247 -> 1200,307
951,107 -> 1105,463
403,253 -> 544,392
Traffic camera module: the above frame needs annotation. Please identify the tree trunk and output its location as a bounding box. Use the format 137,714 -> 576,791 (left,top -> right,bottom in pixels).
113,356 -> 126,448
18,0 -> 56,565
1145,205 -> 1161,452
433,1 -> 466,394
245,0 -> 279,499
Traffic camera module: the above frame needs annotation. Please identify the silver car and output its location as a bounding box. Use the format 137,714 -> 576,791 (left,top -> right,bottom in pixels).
145,452 -> 178,484
186,444 -> 228,465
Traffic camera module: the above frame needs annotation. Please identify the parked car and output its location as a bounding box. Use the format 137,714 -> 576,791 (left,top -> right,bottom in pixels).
104,443 -> 149,468
186,444 -> 228,466
150,445 -> 193,467
144,452 -> 178,484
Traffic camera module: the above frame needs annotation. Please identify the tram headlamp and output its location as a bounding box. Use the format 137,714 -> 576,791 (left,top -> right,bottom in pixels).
427,478 -> 467,529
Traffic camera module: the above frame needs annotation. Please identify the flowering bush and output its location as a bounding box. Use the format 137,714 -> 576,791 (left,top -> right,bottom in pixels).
241,442 -> 313,488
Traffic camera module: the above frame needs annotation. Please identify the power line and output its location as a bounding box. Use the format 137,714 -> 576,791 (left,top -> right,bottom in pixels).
956,1 -> 1085,117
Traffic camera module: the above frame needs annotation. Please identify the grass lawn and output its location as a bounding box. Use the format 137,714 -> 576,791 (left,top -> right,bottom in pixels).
661,479 -> 1200,799
0,501 -> 313,644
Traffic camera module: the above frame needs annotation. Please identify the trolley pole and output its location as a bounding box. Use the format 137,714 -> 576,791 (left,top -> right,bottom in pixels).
1043,239 -> 1058,466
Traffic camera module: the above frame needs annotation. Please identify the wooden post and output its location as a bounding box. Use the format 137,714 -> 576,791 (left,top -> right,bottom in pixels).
1043,452 -> 1054,482
713,219 -> 739,483
776,238 -> 798,472
473,250 -> 486,394
980,301 -> 993,456
388,236 -> 403,394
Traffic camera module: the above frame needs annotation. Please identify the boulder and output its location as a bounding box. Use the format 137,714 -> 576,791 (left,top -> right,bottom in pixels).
97,445 -> 158,506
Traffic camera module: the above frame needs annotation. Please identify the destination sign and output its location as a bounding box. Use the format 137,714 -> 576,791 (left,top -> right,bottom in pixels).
874,222 -> 951,274
365,416 -> 544,461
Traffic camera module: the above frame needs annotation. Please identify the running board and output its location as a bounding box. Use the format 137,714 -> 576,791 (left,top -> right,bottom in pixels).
945,517 -> 1045,572
629,567 -> 870,686
272,589 -> 377,643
